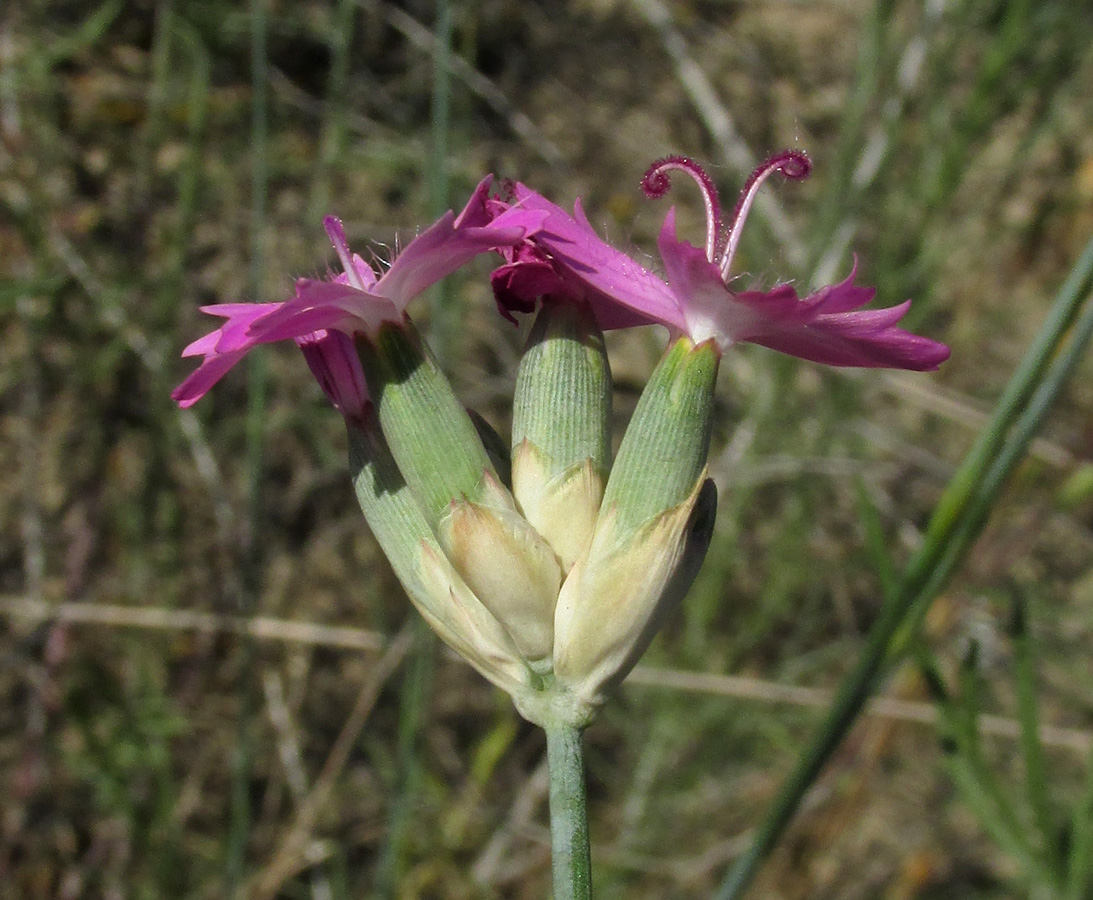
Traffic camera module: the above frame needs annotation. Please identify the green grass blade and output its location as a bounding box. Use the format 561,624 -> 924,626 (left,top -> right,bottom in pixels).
924,0 -> 1034,209
854,478 -> 898,603
947,758 -> 1053,888
245,0 -> 270,528
169,20 -> 210,289
716,232 -> 1093,900
809,0 -> 896,267
1010,591 -> 1058,869
226,0 -> 270,891
41,0 -> 123,66
918,641 -> 1057,891
948,637 -> 1060,891
308,0 -> 356,221
1065,746 -> 1093,900
374,622 -> 436,897
425,0 -> 457,363
924,237 -> 1093,546
428,0 -> 452,221
140,0 -> 176,191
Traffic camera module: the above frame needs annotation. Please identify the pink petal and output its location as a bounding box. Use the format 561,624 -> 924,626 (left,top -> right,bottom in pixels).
805,263 -> 875,314
491,254 -> 561,323
176,175 -> 522,410
171,348 -> 249,407
694,264 -> 949,370
813,300 -> 913,335
197,302 -> 281,318
503,184 -> 681,330
656,208 -> 725,336
349,255 -> 379,290
296,330 -> 369,418
751,326 -> 950,370
372,187 -> 545,309
452,176 -> 495,229
739,283 -> 948,369
252,304 -> 359,342
730,285 -> 816,321
181,303 -> 280,356
181,330 -> 224,358
247,280 -> 400,341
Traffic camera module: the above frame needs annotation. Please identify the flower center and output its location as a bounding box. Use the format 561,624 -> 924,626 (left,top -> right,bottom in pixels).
641,150 -> 812,282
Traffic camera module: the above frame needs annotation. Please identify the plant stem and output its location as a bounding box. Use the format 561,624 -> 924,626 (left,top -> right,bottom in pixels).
546,725 -> 592,900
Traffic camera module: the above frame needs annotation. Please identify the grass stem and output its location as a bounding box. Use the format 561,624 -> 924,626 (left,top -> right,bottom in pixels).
226,0 -> 269,890
716,235 -> 1093,900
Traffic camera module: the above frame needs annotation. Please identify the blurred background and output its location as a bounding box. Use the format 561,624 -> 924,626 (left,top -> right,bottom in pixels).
2,0 -> 1093,897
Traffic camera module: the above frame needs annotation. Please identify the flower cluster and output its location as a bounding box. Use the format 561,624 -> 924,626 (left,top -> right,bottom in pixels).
174,154 -> 948,725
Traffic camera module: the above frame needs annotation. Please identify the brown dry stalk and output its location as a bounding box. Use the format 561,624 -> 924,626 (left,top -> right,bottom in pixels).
4,595 -> 1089,755
247,627 -> 414,900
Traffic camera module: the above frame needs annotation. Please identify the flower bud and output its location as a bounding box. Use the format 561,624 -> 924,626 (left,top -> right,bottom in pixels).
600,336 -> 718,531
511,302 -> 611,570
415,541 -> 538,693
553,475 -> 716,706
552,336 -> 720,706
347,414 -> 530,697
358,316 -> 497,525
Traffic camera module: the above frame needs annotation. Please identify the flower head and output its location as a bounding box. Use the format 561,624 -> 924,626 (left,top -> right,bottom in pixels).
492,155 -> 949,371
172,177 -> 544,413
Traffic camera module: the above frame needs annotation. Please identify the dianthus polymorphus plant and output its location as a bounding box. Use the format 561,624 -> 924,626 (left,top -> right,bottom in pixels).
175,154 -> 948,899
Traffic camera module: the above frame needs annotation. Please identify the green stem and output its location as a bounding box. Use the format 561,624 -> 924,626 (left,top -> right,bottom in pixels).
1065,744 -> 1093,900
546,725 -> 592,900
1011,593 -> 1057,869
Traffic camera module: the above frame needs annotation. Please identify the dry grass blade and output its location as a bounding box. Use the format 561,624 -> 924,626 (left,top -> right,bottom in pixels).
384,5 -> 568,172
248,627 -> 414,900
626,664 -> 1093,755
6,596 -> 1087,757
879,370 -> 1075,467
473,756 -> 550,886
2,596 -> 386,653
263,671 -> 335,900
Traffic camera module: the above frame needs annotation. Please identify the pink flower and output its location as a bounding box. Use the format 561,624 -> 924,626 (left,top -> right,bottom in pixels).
172,177 -> 544,414
493,154 -> 949,371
